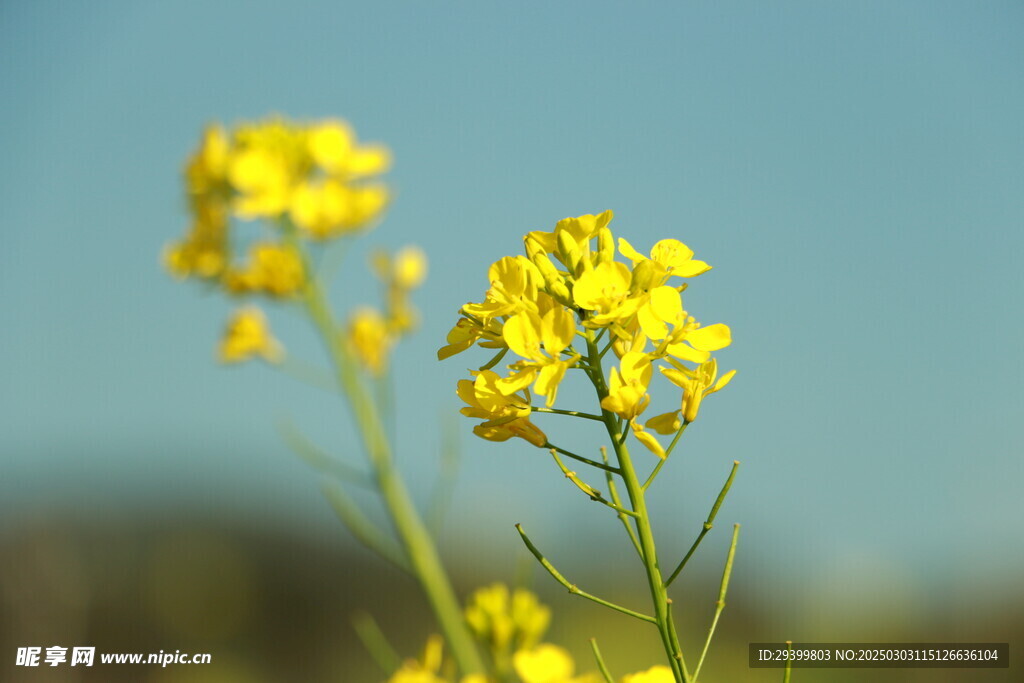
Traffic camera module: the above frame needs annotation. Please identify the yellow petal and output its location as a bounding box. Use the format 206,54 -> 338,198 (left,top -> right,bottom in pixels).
650,239 -> 695,267
686,323 -> 732,351
634,429 -> 666,459
617,236 -> 646,263
646,411 -> 682,435
503,313 -> 543,360
671,259 -> 712,277
709,368 -> 737,394
650,286 -> 683,322
665,342 -> 711,364
541,306 -> 576,355
513,644 -> 575,683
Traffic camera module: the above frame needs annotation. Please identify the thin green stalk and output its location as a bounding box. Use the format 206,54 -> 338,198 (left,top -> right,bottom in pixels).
550,449 -> 639,518
590,638 -> 615,683
278,418 -> 374,489
642,422 -> 690,491
290,232 -> 485,676
664,460 -> 739,588
533,406 -> 605,422
516,524 -> 656,624
692,524 -> 740,682
783,640 -> 793,683
546,443 -> 621,474
584,330 -> 689,683
322,482 -> 411,572
601,447 -> 644,559
352,611 -> 402,674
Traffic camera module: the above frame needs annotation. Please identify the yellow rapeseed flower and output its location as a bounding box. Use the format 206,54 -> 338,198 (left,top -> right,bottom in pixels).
308,119 -> 392,179
437,316 -> 505,361
620,665 -> 675,683
618,237 -> 711,281
164,198 -> 230,279
347,307 -> 392,375
572,261 -> 643,329
498,302 -> 579,407
512,644 -> 575,683
600,351 -> 652,419
185,124 -> 230,196
660,358 -> 736,423
219,307 -> 283,363
465,583 -> 551,653
223,241 -> 305,297
290,178 -> 389,239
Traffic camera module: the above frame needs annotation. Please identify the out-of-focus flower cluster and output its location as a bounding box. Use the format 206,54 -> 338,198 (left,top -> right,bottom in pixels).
440,211 -> 735,455
386,584 -> 672,683
165,117 -> 424,371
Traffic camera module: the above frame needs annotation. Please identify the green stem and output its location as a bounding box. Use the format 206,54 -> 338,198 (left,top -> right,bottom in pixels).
534,406 -> 605,422
642,421 -> 690,491
352,611 -> 402,674
584,331 -> 689,683
516,524 -> 656,624
602,447 -> 644,560
292,233 -> 484,676
664,460 -> 739,588
546,443 -> 621,474
590,638 -> 615,683
692,524 -> 740,682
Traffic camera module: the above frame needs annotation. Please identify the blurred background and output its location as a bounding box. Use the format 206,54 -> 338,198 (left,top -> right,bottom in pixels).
2,1 -> 1022,681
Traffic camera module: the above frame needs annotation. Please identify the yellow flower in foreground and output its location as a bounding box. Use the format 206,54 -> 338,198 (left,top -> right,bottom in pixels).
618,237 -> 711,281
462,256 -> 545,322
620,665 -> 675,683
458,371 -> 547,448
219,307 -> 283,363
437,316 -> 505,360
661,358 -> 736,423
572,261 -> 642,328
513,644 -> 575,683
600,352 -> 652,419
499,303 -> 579,407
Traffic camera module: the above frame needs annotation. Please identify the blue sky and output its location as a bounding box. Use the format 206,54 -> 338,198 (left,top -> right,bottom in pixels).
2,1 -> 1022,604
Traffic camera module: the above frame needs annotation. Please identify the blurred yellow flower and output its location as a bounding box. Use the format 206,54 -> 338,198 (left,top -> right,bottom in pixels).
465,583 -> 551,653
308,119 -> 392,178
290,179 -> 388,239
224,242 -> 305,297
164,198 -> 230,280
219,307 -> 283,363
185,124 -> 230,196
620,665 -> 675,683
393,245 -> 429,290
512,644 -> 585,683
346,307 -> 392,375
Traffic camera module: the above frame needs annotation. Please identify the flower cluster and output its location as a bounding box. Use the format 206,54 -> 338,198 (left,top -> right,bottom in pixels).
387,585 -> 673,683
166,117 -> 421,370
440,211 -> 735,456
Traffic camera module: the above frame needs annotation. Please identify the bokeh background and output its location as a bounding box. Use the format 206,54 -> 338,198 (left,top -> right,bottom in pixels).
2,1 -> 1022,681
